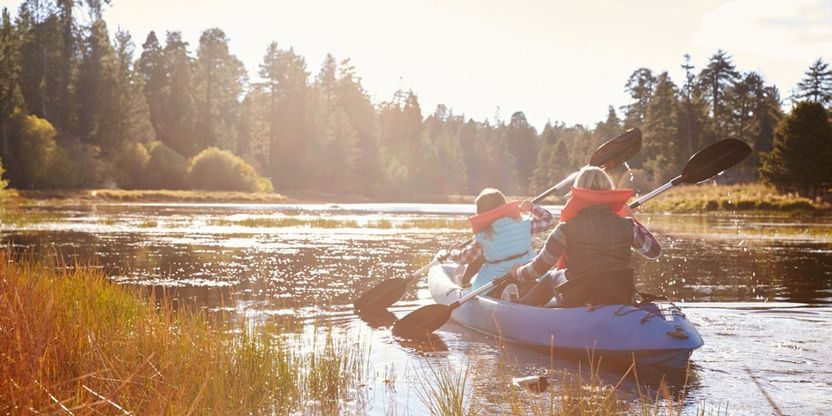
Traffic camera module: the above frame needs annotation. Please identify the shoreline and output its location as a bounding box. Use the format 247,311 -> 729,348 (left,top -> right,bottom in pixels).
5,184 -> 830,215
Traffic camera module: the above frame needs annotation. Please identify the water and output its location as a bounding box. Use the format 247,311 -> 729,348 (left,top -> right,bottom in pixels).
2,202 -> 832,414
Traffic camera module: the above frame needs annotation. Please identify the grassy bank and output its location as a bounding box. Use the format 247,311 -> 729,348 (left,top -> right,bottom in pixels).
15,189 -> 289,203
0,253 -> 366,414
637,183 -> 829,215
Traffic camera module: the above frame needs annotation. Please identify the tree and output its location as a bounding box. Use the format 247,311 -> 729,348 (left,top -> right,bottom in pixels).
194,28 -> 246,152
698,50 -> 740,140
506,111 -> 537,193
257,43 -> 311,190
76,18 -> 119,151
677,54 -> 710,157
728,72 -> 782,179
794,58 -> 832,106
759,102 -> 832,197
622,68 -> 655,129
0,7 -> 25,163
17,2 -> 64,127
112,29 -> 155,147
641,72 -> 680,178
160,31 -> 197,156
136,31 -> 166,138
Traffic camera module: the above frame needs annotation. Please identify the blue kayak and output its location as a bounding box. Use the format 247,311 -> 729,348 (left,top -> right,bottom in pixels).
428,264 -> 704,368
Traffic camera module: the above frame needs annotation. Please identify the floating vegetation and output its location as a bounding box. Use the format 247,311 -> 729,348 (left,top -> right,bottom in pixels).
210,216 -> 470,230
138,219 -> 158,228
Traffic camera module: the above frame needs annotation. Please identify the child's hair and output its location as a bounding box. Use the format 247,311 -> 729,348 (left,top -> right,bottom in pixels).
575,166 -> 614,190
475,188 -> 507,214
474,188 -> 509,239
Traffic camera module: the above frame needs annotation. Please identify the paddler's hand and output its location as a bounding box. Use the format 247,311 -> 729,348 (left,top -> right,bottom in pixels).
509,263 -> 524,281
519,199 -> 532,213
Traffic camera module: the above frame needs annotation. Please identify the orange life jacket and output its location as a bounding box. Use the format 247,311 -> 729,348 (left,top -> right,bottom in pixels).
468,200 -> 522,234
556,187 -> 634,269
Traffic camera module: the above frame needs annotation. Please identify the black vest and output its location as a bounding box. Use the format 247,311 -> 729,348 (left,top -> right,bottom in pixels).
563,205 -> 632,280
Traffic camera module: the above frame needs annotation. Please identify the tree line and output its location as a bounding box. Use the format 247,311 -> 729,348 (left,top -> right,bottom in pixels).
0,1 -> 830,197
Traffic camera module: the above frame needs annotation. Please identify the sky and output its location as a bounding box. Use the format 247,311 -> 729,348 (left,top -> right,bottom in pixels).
3,0 -> 831,130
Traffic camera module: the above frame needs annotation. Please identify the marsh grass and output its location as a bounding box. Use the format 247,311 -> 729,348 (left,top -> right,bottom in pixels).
0,253 -> 367,415
0,209 -> 67,226
638,183 -> 827,214
415,347 -> 722,416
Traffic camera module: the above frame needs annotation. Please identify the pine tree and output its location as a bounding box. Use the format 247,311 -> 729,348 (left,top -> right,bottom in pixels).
257,43 -> 310,190
335,59 -> 379,193
0,7 -> 25,164
641,72 -> 679,178
698,50 -> 740,140
677,54 -> 710,157
77,18 -> 119,151
759,101 -> 832,196
112,29 -> 154,147
506,111 -> 537,193
160,31 -> 196,156
136,31 -> 166,138
794,58 -> 832,106
622,68 -> 655,129
194,28 -> 246,152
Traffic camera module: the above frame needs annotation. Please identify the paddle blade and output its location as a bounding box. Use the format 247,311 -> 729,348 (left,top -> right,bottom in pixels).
353,277 -> 410,311
680,138 -> 751,184
590,128 -> 642,169
391,304 -> 451,338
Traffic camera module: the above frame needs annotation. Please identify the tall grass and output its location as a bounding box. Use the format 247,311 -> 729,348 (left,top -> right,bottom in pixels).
415,351 -> 721,416
638,183 -> 826,214
0,252 -> 366,415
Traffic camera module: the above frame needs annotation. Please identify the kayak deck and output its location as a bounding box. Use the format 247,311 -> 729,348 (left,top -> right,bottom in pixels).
428,264 -> 704,368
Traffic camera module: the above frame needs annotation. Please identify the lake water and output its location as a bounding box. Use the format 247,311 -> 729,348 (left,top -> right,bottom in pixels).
2,201 -> 831,414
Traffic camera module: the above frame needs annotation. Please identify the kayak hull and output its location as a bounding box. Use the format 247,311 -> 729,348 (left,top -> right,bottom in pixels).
428,264 -> 703,368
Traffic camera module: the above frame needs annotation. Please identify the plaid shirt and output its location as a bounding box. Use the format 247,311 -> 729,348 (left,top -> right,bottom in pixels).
515,217 -> 661,282
449,204 -> 554,265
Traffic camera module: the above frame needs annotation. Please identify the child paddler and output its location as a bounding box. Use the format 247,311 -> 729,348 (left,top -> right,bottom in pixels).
509,166 -> 661,307
436,188 -> 554,300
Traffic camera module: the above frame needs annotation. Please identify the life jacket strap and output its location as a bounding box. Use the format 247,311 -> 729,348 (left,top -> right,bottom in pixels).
485,250 -> 530,264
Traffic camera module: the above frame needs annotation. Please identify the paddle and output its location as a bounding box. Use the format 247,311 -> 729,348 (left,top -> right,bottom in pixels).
391,138 -> 751,337
352,128 -> 643,311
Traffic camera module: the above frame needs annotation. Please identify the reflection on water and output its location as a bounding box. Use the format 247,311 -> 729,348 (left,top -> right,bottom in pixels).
2,202 -> 832,413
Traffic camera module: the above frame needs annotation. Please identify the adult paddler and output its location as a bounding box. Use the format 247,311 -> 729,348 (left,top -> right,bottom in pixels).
509,166 -> 661,307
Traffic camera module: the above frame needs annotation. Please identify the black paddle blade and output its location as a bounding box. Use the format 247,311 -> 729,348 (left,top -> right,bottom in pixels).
590,128 -> 642,169
355,308 -> 397,328
391,304 -> 451,338
681,138 -> 751,184
353,277 -> 410,311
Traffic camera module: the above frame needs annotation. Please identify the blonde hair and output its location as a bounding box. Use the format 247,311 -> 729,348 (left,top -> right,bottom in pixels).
475,188 -> 507,214
574,166 -> 614,190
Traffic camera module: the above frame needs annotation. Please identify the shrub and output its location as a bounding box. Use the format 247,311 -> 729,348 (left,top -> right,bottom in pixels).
113,142 -> 151,189
40,140 -> 101,189
188,147 -> 273,192
145,141 -> 188,189
10,114 -> 57,189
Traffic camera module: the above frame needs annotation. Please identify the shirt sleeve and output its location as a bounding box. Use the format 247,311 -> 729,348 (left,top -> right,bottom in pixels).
516,223 -> 566,281
529,203 -> 555,234
630,218 -> 661,259
449,242 -> 483,265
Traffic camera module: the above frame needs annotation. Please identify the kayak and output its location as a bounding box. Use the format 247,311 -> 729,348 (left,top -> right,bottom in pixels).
427,264 -> 704,368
